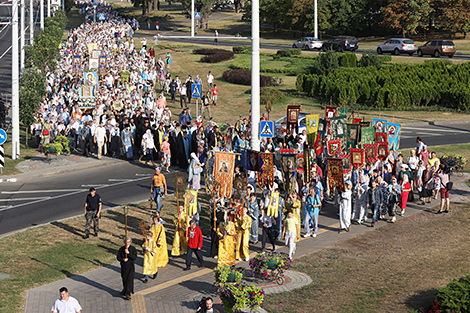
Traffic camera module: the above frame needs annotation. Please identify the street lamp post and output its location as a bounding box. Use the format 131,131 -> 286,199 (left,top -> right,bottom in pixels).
250,0 -> 260,151
12,0 -> 20,160
314,0 -> 318,38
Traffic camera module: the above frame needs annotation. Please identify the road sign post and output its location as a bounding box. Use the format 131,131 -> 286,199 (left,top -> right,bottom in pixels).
192,84 -> 201,117
0,145 -> 4,174
0,129 -> 6,145
259,121 -> 274,138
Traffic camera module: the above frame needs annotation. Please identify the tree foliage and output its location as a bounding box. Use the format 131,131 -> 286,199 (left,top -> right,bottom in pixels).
434,0 -> 470,37
19,69 -> 46,127
382,0 -> 433,37
181,0 -> 216,29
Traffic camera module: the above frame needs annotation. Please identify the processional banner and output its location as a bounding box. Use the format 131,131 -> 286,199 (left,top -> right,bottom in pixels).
214,152 -> 236,198
372,118 -> 387,133
281,154 -> 297,193
258,152 -> 274,188
364,144 -> 378,163
386,122 -> 401,151
327,157 -> 344,192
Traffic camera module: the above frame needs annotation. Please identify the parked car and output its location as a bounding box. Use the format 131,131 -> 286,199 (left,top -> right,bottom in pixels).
292,37 -> 323,50
321,36 -> 358,52
274,113 -> 309,136
376,38 -> 417,56
417,40 -> 456,58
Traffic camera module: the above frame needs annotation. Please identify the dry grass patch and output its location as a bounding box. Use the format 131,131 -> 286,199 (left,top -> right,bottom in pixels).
263,203 -> 470,313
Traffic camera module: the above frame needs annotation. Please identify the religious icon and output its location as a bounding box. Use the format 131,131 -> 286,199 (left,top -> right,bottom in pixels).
332,165 -> 340,176
290,110 -> 297,121
377,134 -> 385,143
342,158 -> 351,171
388,125 -> 396,135
218,161 -> 229,173
366,147 -> 375,159
350,128 -> 357,139
330,143 -> 340,154
309,119 -> 317,128
84,72 -> 98,86
297,157 -> 304,169
378,147 -> 386,156
82,86 -> 92,97
352,152 -> 362,163
376,121 -> 384,132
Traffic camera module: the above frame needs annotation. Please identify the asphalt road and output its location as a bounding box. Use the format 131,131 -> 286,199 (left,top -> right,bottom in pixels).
0,121 -> 469,237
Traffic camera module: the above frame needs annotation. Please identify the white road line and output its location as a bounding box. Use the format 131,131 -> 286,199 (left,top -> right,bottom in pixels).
135,173 -> 152,176
2,189 -> 85,194
0,197 -> 51,201
0,176 -> 150,213
81,184 -> 109,187
108,178 -> 132,182
0,205 -> 12,209
402,127 -> 470,133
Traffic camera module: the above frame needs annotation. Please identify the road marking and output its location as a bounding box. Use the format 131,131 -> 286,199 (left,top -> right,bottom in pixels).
108,178 -> 132,182
0,176 -> 150,213
0,197 -> 51,201
135,173 -> 152,177
402,126 -> 470,133
2,189 -> 84,194
81,184 -> 109,187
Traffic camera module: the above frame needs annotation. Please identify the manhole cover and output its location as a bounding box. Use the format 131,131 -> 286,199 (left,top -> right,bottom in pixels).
0,274 -> 11,279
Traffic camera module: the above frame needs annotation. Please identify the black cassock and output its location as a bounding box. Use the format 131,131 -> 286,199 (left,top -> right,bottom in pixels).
116,245 -> 138,297
209,205 -> 225,258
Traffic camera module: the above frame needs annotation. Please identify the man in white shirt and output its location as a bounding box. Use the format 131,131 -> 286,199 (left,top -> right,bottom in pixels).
207,71 -> 214,90
94,121 -> 108,159
51,287 -> 82,313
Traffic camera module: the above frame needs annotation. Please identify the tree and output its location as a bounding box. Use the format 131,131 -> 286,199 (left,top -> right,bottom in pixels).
434,0 -> 470,38
382,0 -> 433,37
181,0 -> 217,29
19,69 -> 46,129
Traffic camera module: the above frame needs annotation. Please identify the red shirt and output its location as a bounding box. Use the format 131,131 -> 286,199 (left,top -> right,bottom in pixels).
187,226 -> 203,249
211,87 -> 218,96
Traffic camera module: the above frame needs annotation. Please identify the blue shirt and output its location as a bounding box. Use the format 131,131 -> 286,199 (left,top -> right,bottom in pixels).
305,194 -> 321,216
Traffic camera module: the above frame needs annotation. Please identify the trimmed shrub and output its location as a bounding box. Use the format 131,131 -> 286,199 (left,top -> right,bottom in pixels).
193,48 -> 231,55
436,274 -> 470,313
245,87 -> 286,104
200,52 -> 234,63
276,48 -> 301,57
222,69 -> 282,87
296,60 -> 470,110
233,45 -> 251,54
338,53 -> 357,68
358,53 -> 392,68
311,50 -> 339,75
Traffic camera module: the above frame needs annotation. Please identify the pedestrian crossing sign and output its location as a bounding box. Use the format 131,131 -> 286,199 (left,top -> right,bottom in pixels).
260,121 -> 274,138
99,13 -> 105,20
195,12 -> 201,18
192,84 -> 201,99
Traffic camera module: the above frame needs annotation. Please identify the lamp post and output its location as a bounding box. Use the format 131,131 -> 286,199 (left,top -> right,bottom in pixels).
250,0 -> 260,151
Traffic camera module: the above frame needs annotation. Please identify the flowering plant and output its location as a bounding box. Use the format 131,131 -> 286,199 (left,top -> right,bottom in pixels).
248,251 -> 292,279
213,265 -> 243,284
440,154 -> 467,173
217,282 -> 264,313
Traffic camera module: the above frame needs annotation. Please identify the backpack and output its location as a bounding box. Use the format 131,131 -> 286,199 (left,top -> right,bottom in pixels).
446,181 -> 453,191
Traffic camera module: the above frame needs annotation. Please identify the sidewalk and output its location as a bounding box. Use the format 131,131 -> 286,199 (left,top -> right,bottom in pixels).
23,173 -> 470,313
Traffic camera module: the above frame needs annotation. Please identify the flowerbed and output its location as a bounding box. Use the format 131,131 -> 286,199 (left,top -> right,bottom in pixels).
248,251 -> 291,279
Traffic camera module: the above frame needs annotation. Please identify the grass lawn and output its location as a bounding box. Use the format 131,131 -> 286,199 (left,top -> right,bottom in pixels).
1,128 -> 41,176
0,192 -> 213,313
429,144 -> 470,172
263,202 -> 470,313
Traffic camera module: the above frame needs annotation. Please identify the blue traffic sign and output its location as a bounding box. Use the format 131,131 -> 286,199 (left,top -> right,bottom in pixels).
0,129 -> 7,145
98,13 -> 105,20
192,84 -> 202,99
260,121 -> 274,138
91,2 -> 99,5
195,12 -> 201,19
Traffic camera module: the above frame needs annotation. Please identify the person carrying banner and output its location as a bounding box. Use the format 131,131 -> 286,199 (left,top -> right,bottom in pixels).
235,206 -> 252,261
171,205 -> 189,257
217,210 -> 236,266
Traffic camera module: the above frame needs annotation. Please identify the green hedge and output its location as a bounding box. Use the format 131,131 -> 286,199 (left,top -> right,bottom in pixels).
233,45 -> 251,54
276,48 -> 302,57
436,273 -> 470,313
296,61 -> 470,110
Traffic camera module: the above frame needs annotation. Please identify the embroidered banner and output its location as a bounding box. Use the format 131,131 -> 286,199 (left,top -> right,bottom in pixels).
386,122 -> 401,151
313,132 -> 323,156
375,132 -> 388,144
325,106 -> 337,119
350,148 -> 365,168
73,55 -> 82,72
304,143 -> 311,184
318,118 -> 326,139
364,144 -> 378,163
339,154 -> 352,174
346,123 -> 359,150
245,150 -> 260,171
214,152 -> 236,198
281,154 -> 297,193
286,105 -> 301,134
267,192 -> 280,218
183,190 -> 198,216
378,142 -> 388,161
352,118 -> 362,124
327,139 -> 342,156
372,118 -> 387,133
306,114 -> 320,134
361,126 -> 375,145
258,152 -> 274,188
331,115 -> 347,140
327,157 -> 344,192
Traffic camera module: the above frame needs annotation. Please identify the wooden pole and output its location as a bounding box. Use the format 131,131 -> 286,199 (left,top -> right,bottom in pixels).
124,202 -> 128,257
176,189 -> 179,210
212,187 -> 216,230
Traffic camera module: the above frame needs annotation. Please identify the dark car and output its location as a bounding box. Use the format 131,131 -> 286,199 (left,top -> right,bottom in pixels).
322,36 -> 358,52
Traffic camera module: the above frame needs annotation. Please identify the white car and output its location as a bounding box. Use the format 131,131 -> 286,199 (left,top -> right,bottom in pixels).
292,37 -> 323,51
377,38 -> 417,56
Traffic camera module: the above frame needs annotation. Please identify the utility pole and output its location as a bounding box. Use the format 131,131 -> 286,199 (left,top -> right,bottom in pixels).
40,0 -> 44,29
314,0 -> 318,38
47,0 -> 50,17
12,0 -> 20,160
250,0 -> 260,151
29,0 -> 34,45
20,0 -> 25,71
190,0 -> 194,37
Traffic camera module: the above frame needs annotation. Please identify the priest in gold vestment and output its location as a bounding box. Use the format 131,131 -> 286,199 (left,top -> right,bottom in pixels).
171,205 -> 189,256
217,211 -> 236,266
235,206 -> 252,261
142,231 -> 158,283
151,213 -> 169,268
